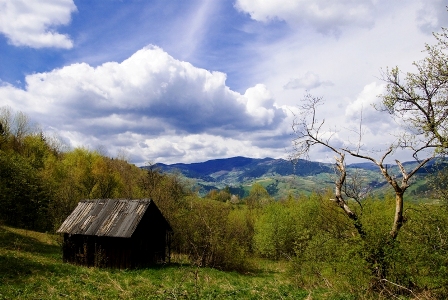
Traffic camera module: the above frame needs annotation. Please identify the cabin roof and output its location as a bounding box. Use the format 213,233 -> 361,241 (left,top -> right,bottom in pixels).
57,199 -> 160,238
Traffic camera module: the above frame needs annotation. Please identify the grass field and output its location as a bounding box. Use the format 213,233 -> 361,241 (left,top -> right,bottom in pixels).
0,225 -> 355,300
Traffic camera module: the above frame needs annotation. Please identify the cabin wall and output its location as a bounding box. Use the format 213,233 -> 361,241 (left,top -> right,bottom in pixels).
63,234 -> 133,268
132,202 -> 170,264
62,203 -> 171,268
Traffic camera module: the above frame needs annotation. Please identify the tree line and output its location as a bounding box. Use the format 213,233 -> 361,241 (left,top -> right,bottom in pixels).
0,107 -> 150,230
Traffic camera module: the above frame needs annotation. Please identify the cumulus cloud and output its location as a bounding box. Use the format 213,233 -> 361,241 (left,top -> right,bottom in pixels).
243,84 -> 277,125
284,72 -> 333,90
0,45 -> 289,164
234,0 -> 375,34
345,82 -> 392,136
0,0 -> 76,48
12,46 -> 285,132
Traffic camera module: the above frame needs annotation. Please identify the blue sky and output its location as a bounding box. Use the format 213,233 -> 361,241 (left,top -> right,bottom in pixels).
1,0 -> 447,165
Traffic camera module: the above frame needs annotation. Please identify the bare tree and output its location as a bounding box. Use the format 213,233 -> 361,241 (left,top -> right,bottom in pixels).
343,167 -> 371,211
291,94 -> 434,240
344,147 -> 431,239
0,106 -> 12,136
13,111 -> 33,142
291,94 -> 365,237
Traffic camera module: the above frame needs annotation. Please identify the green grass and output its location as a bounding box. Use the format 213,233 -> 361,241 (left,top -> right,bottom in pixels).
0,225 -> 339,299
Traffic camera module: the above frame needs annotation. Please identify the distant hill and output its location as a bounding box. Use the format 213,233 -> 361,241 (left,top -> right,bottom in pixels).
151,156 -> 333,182
143,156 -> 445,201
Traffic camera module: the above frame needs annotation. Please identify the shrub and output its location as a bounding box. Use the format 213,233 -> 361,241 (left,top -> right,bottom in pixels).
174,198 -> 253,271
254,201 -> 297,260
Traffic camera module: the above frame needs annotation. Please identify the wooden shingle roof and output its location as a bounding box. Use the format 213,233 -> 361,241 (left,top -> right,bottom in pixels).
57,199 -> 155,238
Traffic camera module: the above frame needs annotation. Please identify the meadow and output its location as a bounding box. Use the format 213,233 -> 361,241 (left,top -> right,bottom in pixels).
0,225 -> 351,300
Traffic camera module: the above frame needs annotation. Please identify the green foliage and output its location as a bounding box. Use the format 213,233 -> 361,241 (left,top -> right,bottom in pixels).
246,182 -> 272,209
265,179 -> 279,196
381,27 -> 448,149
174,198 -> 253,271
227,207 -> 255,253
204,188 -> 231,202
2,107 -> 448,298
428,163 -> 448,204
284,192 -> 448,298
0,107 -> 171,232
289,193 -> 370,292
395,205 -> 448,297
140,168 -> 189,233
254,201 -> 297,260
0,151 -> 51,231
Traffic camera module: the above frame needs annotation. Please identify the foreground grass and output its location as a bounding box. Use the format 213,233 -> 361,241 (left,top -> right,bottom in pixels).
0,225 -> 348,300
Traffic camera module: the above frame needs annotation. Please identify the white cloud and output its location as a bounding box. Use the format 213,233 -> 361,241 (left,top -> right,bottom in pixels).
345,82 -> 385,124
241,0 -> 435,126
2,0 -> 445,165
234,0 -> 375,34
15,45 -> 285,131
0,45 -> 289,164
0,0 -> 76,48
175,0 -> 218,60
342,82 -> 405,153
242,84 -> 276,126
284,71 -> 333,90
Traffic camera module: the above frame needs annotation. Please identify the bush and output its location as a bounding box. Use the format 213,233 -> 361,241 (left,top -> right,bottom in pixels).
395,205 -> 448,298
290,193 -> 370,293
174,198 -> 253,271
254,201 -> 297,260
286,192 -> 448,298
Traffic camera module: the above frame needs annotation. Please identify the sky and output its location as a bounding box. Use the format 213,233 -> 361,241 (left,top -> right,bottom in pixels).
0,0 -> 447,165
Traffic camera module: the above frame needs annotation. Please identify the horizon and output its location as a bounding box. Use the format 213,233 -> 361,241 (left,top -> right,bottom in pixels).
151,155 -> 433,167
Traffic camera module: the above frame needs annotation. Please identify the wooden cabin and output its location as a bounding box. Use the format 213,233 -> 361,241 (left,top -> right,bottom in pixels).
57,199 -> 172,269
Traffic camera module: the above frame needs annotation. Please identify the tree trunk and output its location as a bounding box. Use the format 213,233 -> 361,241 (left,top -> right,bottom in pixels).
390,192 -> 404,239
332,154 -> 366,238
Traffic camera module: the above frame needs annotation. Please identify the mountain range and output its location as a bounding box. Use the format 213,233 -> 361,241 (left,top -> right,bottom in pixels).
148,156 -> 445,200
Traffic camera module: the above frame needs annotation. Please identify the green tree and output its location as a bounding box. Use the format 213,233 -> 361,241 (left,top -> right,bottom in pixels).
0,152 -> 51,230
109,158 -> 147,199
91,157 -> 122,199
246,182 -> 271,209
380,27 -> 448,150
427,161 -> 448,205
62,148 -> 101,198
0,108 -> 54,231
205,188 -> 231,202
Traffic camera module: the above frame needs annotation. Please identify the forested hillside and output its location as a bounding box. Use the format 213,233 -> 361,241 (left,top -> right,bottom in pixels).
0,107 -> 159,231
154,156 -> 332,180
